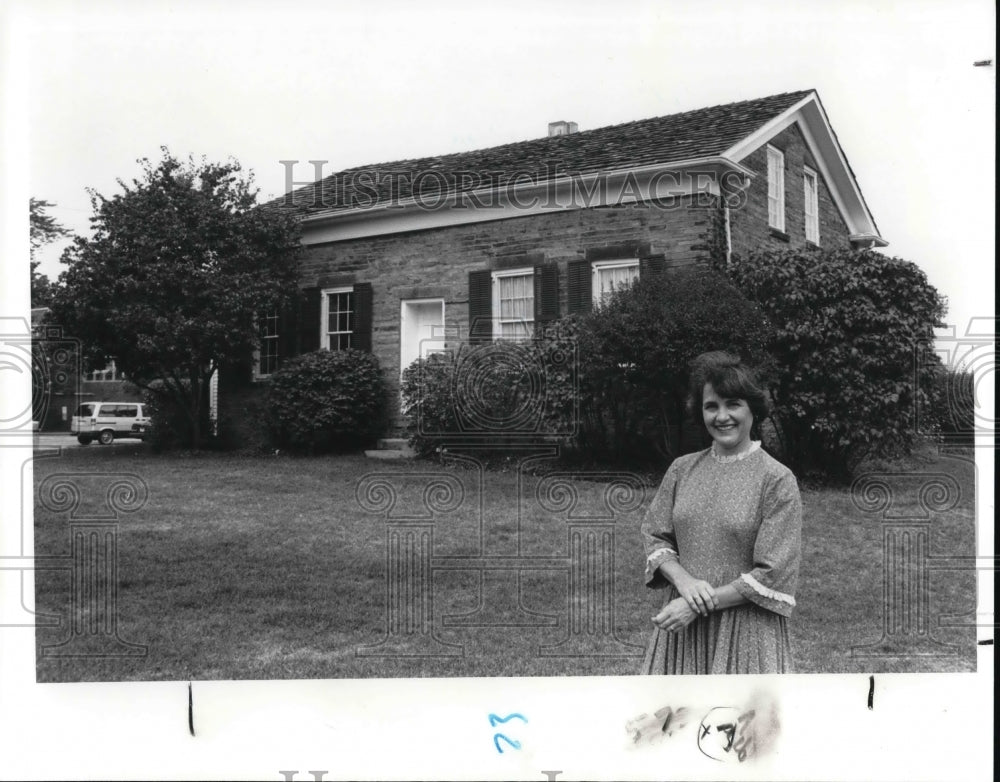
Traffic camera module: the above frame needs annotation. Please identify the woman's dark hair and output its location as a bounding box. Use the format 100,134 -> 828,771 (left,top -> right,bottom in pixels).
686,351 -> 770,435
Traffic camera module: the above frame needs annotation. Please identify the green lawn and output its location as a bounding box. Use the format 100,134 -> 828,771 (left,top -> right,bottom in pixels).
33,444 -> 977,681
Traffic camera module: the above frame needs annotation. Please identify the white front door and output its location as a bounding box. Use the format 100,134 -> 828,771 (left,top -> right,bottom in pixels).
400,299 -> 445,375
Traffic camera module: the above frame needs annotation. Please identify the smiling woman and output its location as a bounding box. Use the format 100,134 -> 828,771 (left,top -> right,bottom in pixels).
640,351 -> 803,675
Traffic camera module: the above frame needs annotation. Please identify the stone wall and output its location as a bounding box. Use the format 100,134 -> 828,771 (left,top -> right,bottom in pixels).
729,122 -> 852,258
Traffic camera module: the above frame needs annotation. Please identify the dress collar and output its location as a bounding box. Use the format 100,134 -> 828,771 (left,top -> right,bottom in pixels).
710,440 -> 762,463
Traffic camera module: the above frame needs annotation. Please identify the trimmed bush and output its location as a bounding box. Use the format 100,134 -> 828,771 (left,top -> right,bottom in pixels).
265,349 -> 388,453
401,331 -> 577,458
721,247 -> 947,480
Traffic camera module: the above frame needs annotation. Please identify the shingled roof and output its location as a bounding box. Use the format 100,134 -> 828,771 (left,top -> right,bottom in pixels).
268,89 -> 814,215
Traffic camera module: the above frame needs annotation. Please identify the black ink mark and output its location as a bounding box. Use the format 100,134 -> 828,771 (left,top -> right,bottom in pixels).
716,723 -> 736,752
188,681 -> 195,736
733,709 -> 756,763
493,733 -> 522,753
867,675 -> 874,710
977,638 -> 993,645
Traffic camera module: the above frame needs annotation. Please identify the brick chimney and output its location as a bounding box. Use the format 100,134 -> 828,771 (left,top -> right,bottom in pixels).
547,121 -> 578,137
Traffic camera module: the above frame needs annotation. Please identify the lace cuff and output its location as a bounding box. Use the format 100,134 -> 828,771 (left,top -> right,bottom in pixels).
644,546 -> 679,588
739,572 -> 796,606
647,546 -> 676,569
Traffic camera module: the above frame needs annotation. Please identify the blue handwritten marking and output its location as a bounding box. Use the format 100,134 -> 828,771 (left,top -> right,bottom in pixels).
489,713 -> 528,754
489,712 -> 528,727
493,733 -> 522,753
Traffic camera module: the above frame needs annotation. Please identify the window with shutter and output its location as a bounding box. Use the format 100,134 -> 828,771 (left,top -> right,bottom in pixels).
322,287 -> 355,350
803,166 -> 819,244
766,145 -> 785,232
492,268 -> 534,340
592,259 -> 639,306
254,311 -> 280,377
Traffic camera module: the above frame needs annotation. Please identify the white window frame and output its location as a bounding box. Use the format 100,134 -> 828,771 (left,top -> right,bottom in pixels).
253,311 -> 280,379
803,166 -> 820,245
766,144 -> 785,232
321,286 -> 355,351
592,259 -> 640,306
491,268 -> 534,341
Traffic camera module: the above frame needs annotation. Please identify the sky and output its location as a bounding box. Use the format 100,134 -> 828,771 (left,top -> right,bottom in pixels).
0,1 -> 995,779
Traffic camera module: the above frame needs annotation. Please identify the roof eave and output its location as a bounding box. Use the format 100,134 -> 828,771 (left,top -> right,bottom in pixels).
849,233 -> 890,248
299,156 -> 754,228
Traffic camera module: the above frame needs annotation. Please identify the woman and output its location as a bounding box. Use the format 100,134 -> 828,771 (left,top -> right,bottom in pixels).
640,352 -> 802,675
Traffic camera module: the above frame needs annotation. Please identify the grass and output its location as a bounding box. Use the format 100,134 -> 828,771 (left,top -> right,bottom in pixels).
33,444 -> 977,681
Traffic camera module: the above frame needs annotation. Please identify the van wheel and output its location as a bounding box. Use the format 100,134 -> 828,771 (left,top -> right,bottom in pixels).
98,429 -> 115,445
77,435 -> 92,445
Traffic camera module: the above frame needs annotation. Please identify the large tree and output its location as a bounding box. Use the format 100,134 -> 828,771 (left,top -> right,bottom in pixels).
50,150 -> 301,447
30,197 -> 71,307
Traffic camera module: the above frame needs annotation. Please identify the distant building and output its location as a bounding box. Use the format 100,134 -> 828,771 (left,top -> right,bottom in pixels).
30,307 -> 142,431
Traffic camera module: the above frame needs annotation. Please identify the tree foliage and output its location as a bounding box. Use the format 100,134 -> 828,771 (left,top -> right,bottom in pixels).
265,349 -> 389,453
49,150 -> 301,447
573,268 -> 773,466
721,247 -> 947,480
30,198 -> 71,307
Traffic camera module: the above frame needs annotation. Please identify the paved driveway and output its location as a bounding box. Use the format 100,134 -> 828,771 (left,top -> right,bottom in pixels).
33,432 -> 148,450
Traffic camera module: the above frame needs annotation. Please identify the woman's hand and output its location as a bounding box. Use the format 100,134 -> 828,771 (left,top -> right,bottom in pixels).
652,597 -> 698,633
671,571 -> 718,616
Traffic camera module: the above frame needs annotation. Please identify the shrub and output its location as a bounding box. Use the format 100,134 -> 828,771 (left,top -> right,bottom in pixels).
141,379 -> 210,451
402,270 -> 771,468
401,331 -> 577,458
215,385 -> 273,452
264,349 -> 388,453
721,247 -> 947,480
572,267 -> 773,467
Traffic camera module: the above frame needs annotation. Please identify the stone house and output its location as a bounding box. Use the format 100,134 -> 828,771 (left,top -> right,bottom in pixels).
221,89 -> 885,443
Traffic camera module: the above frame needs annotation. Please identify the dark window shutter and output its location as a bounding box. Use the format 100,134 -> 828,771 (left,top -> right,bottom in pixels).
567,259 -> 592,314
352,282 -> 374,352
299,287 -> 322,353
278,301 -> 298,366
533,263 -> 559,324
468,269 -> 493,343
640,254 -> 667,278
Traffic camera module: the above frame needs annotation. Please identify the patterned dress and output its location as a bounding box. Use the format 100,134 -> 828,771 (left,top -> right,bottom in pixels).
640,442 -> 802,674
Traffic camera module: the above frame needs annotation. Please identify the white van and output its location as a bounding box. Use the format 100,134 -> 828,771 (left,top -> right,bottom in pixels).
71,402 -> 150,445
